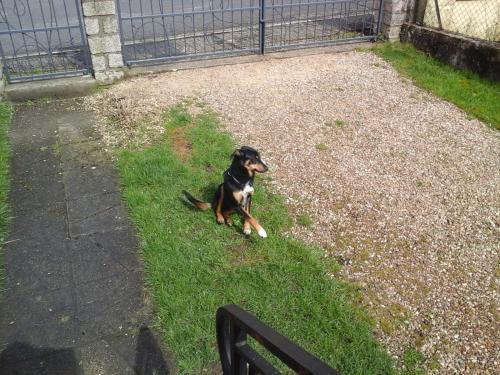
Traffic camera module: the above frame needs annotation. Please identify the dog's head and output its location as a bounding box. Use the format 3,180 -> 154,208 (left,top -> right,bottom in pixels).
232,146 -> 268,174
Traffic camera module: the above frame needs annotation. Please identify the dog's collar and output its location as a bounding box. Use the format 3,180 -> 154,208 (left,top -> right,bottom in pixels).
224,170 -> 247,188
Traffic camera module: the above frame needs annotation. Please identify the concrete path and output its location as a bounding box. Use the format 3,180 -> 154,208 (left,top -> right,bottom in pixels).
0,101 -> 170,374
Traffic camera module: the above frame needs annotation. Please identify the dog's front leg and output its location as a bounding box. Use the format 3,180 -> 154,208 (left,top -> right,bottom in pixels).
242,196 -> 252,235
238,205 -> 267,238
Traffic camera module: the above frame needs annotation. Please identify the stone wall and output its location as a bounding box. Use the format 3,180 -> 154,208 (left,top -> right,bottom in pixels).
400,23 -> 500,81
82,0 -> 124,82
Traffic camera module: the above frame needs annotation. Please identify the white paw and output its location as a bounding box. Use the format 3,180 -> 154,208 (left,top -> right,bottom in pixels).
243,228 -> 251,235
258,228 -> 267,238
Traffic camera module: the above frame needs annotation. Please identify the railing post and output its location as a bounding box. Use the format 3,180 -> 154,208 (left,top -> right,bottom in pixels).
81,0 -> 124,82
259,0 -> 265,54
433,0 -> 443,29
413,0 -> 428,24
376,0 -> 385,38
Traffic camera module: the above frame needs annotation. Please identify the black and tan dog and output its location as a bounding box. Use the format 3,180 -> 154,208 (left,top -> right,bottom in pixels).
182,146 -> 268,237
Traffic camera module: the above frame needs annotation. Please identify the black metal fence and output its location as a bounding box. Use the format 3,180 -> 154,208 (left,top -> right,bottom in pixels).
216,305 -> 340,374
414,0 -> 500,42
0,0 -> 91,82
117,0 -> 384,65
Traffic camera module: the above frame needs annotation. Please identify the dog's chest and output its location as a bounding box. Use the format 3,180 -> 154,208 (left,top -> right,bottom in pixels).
241,183 -> 254,205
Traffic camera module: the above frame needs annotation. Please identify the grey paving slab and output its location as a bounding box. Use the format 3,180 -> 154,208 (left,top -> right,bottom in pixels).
67,192 -> 130,236
0,101 -> 170,374
0,343 -> 80,375
56,111 -> 101,145
10,147 -> 60,179
61,141 -> 108,168
9,173 -> 65,212
0,287 -> 76,350
63,166 -> 118,200
91,228 -> 142,272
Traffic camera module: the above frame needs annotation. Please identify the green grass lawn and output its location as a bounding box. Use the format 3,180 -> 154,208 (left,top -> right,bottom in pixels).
0,102 -> 12,296
118,105 -> 395,374
373,42 -> 500,130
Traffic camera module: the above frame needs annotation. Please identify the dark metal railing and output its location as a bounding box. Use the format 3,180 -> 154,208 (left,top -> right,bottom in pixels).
0,0 -> 91,83
216,304 -> 340,375
116,0 -> 384,66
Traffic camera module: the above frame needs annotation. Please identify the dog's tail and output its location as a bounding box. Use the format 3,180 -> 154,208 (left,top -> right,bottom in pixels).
182,190 -> 211,210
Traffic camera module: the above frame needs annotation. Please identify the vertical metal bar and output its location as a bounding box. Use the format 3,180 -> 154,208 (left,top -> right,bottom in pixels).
231,0 -> 235,50
375,0 -> 384,36
15,0 -> 39,77
191,0 -> 197,53
270,0 -> 275,46
157,0 -> 171,57
312,0 -> 319,42
345,0 -> 351,39
48,0 -> 68,73
0,31 -> 11,82
115,0 -> 125,48
287,0 -> 293,45
0,0 -> 25,81
433,0 -> 443,29
259,0 -> 265,53
250,0 -> 255,49
127,0 -> 138,61
296,0 -> 302,43
37,0 -> 57,72
73,0 -> 91,70
222,0 -> 226,52
138,0 -> 149,58
211,0 -> 216,52
240,0 -> 244,49
181,0 -> 188,53
279,0 -> 285,46
321,0 -> 328,40
331,0 -> 338,38
353,0 -> 361,36
230,321 -> 247,375
413,0 -> 428,25
170,0 -> 178,54
305,0 -> 311,42
150,0 -> 159,58
202,0 -> 207,52
360,0 -> 368,36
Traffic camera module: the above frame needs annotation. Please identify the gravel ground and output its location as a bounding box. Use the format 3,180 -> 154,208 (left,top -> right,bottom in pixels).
84,51 -> 500,373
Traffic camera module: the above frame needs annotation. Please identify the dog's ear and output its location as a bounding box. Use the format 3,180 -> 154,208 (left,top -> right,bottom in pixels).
231,148 -> 242,159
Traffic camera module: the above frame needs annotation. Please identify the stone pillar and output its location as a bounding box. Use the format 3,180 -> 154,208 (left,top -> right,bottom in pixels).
382,0 -> 414,40
82,0 -> 124,82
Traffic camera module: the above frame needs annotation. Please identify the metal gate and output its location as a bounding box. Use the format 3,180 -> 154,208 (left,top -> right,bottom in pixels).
0,0 -> 91,82
117,0 -> 383,65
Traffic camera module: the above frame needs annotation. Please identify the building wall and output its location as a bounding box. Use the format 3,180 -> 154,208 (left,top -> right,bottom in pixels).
424,0 -> 500,41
